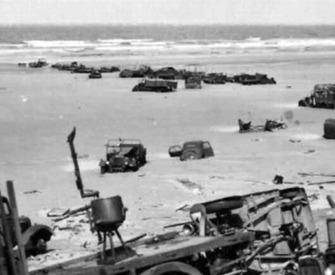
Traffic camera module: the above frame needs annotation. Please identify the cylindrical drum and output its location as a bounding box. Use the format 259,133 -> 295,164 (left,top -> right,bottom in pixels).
91,196 -> 125,231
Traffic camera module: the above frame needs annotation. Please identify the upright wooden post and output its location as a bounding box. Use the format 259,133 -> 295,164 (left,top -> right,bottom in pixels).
0,188 -> 17,275
7,181 -> 29,275
0,198 -> 8,275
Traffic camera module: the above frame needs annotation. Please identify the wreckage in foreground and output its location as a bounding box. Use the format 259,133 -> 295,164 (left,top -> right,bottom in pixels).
30,186 -> 318,275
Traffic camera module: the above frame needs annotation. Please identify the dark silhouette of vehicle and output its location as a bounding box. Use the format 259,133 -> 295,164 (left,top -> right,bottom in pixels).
185,74 -> 202,89
203,73 -> 227,84
169,140 -> 214,161
28,58 -> 48,68
99,139 -> 147,173
1,196 -> 53,257
233,73 -> 276,85
119,65 -> 153,78
71,64 -> 94,74
151,67 -> 183,80
132,79 -> 177,92
299,84 -> 335,109
88,70 -> 102,79
51,61 -> 79,71
99,66 -> 120,73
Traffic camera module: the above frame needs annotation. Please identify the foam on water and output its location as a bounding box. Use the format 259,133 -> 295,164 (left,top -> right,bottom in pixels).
210,125 -> 239,133
3,37 -> 335,61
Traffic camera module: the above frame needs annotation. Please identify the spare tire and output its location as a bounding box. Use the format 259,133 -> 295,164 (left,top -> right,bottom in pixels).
203,196 -> 243,214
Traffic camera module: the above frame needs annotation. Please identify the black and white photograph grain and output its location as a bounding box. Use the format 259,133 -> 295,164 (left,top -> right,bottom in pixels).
1,1 -> 335,274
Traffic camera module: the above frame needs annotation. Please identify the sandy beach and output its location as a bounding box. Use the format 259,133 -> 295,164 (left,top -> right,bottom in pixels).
1,51 -> 335,269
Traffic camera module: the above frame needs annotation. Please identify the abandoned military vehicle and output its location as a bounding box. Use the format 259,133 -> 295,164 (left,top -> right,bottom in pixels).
169,140 -> 214,161
185,74 -> 202,89
233,73 -> 276,85
31,187 -> 320,275
1,196 -> 53,257
99,139 -> 147,173
299,84 -> 335,109
119,65 -> 153,78
203,73 -> 227,84
132,79 -> 178,92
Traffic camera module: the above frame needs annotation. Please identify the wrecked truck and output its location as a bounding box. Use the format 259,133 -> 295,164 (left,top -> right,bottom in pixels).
31,186 -> 318,275
132,79 -> 178,93
299,84 -> 335,109
1,196 -> 53,257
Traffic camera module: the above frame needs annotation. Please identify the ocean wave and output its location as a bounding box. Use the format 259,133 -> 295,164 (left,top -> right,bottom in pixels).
2,37 -> 335,60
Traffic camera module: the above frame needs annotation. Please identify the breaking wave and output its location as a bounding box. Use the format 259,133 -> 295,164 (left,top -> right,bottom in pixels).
3,37 -> 335,61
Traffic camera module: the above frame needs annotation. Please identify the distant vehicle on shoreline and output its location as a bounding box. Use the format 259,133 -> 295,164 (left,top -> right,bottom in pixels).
299,84 -> 335,109
132,79 -> 177,92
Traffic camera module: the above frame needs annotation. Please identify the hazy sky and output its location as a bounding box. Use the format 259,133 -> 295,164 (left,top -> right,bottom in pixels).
1,0 -> 335,25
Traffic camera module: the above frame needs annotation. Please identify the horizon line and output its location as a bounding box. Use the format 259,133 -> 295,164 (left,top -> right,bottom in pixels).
1,22 -> 335,27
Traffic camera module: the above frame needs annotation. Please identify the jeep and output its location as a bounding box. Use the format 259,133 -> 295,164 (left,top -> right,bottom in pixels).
99,139 -> 147,173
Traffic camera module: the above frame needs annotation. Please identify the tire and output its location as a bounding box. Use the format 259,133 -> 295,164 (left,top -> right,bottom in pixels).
34,238 -> 47,254
140,261 -> 203,275
183,151 -> 200,160
280,188 -> 300,199
202,196 -> 243,213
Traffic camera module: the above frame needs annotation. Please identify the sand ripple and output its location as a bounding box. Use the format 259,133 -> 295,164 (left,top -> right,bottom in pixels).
272,103 -> 299,109
63,160 -> 98,172
210,125 -> 239,133
291,133 -> 321,140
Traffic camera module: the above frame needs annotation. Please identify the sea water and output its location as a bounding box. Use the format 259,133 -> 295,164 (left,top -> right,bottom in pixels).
0,24 -> 335,63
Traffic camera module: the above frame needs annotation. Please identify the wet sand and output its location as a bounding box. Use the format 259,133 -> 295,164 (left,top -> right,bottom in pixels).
1,51 -> 335,268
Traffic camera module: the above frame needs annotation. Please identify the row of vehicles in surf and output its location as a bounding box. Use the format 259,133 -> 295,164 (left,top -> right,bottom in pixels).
122,66 -> 276,92
20,60 -> 276,91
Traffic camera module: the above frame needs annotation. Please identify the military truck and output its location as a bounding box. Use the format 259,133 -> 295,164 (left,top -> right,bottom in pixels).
203,73 -> 227,84
233,73 -> 276,85
132,79 -> 178,92
299,84 -> 335,109
185,74 -> 202,89
99,139 -> 147,173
